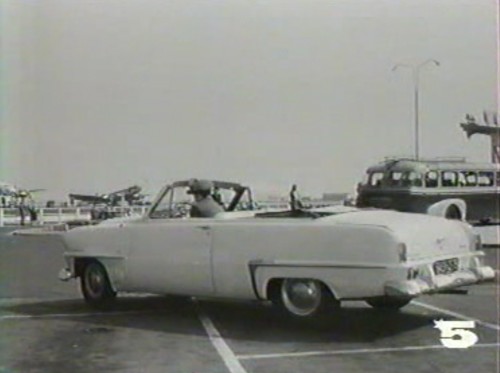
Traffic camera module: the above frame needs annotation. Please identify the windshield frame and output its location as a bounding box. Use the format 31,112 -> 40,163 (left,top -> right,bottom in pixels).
147,180 -> 254,219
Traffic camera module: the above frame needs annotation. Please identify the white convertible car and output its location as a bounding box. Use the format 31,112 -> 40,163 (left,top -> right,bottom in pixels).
59,179 -> 495,320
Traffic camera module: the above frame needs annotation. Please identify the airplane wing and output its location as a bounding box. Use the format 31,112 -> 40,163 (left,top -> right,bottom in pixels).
27,188 -> 46,193
109,185 -> 142,196
69,193 -> 108,204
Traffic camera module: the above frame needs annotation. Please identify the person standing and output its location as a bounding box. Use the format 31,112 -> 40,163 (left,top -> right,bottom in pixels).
289,184 -> 303,211
18,191 -> 28,226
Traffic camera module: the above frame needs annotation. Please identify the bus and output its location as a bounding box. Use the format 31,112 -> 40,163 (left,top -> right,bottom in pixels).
355,158 -> 500,223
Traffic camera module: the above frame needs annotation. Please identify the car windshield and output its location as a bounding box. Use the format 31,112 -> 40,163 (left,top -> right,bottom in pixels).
148,181 -> 251,219
149,186 -> 193,219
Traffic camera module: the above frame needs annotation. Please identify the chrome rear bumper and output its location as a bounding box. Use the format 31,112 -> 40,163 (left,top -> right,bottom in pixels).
384,265 -> 495,297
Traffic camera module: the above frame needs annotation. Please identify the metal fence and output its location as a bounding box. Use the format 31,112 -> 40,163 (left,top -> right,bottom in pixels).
0,201 -> 340,227
0,206 -> 150,227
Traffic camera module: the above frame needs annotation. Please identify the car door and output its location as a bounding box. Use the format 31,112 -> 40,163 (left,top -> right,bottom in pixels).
122,185 -> 215,296
124,218 -> 214,296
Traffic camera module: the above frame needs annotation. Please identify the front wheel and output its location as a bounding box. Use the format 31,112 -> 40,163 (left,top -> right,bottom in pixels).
365,297 -> 411,310
80,261 -> 117,308
271,279 -> 339,320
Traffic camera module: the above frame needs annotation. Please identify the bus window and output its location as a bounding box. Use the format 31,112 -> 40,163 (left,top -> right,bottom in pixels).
369,172 -> 384,187
361,173 -> 370,185
457,172 -> 466,186
402,171 -> 423,187
478,171 -> 494,186
460,171 -> 477,187
389,172 -> 403,186
441,171 -> 458,187
425,171 -> 438,188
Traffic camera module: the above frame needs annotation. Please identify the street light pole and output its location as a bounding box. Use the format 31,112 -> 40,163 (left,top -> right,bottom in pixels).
392,59 -> 440,160
414,68 -> 420,160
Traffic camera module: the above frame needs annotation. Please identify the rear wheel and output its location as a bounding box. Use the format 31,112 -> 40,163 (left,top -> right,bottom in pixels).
271,278 -> 339,320
445,205 -> 461,220
81,261 -> 116,308
366,297 -> 411,310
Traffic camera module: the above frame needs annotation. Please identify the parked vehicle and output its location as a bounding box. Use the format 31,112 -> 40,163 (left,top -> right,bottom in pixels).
356,158 -> 500,224
59,179 -> 494,320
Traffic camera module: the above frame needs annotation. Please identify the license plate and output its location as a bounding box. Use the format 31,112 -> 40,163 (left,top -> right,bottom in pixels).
433,258 -> 459,275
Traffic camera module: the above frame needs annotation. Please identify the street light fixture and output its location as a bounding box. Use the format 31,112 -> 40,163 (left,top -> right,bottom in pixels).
392,59 -> 440,160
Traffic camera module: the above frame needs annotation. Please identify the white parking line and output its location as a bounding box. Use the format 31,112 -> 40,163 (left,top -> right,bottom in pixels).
412,300 -> 500,332
236,343 -> 500,360
196,306 -> 248,373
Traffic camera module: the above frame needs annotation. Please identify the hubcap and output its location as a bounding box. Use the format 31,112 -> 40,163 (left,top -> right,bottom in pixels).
281,279 -> 322,316
86,266 -> 105,298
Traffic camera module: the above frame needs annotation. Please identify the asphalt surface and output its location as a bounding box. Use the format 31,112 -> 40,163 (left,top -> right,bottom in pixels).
0,227 -> 498,373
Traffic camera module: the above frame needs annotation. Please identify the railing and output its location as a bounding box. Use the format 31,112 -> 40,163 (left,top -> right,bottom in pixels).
0,201 -> 341,227
0,206 -> 150,227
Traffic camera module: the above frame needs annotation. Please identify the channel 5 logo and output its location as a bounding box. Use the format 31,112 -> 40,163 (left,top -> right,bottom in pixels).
434,319 -> 478,349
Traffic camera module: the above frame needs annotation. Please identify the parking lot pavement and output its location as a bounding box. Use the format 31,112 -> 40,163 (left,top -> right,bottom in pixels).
1,230 -> 499,373
0,297 -> 231,373
2,294 -> 498,373
414,284 -> 499,328
236,346 -> 499,373
198,297 -> 499,373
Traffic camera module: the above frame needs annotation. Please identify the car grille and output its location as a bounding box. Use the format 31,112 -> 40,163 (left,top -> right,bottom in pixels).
433,258 -> 459,275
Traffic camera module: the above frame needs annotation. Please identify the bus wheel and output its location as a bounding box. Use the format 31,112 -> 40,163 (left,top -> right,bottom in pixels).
445,205 -> 461,220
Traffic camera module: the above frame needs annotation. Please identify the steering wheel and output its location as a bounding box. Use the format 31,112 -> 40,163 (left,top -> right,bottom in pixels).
171,202 -> 192,218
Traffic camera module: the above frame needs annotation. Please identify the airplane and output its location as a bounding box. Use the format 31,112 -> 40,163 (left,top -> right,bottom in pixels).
0,182 -> 17,198
69,185 -> 149,207
0,182 -> 45,207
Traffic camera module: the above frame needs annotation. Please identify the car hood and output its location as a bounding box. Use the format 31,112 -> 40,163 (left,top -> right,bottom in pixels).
320,209 -> 473,260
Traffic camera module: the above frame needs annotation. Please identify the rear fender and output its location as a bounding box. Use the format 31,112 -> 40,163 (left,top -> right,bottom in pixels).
426,199 -> 466,221
250,264 -> 341,301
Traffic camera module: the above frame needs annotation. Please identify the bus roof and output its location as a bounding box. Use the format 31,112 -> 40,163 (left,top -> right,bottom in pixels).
365,158 -> 500,173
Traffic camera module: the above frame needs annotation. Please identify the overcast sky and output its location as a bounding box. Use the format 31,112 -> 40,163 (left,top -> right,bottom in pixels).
1,0 -> 498,200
